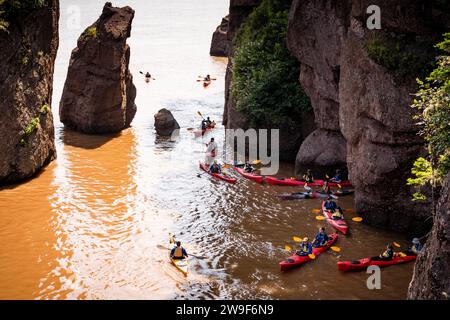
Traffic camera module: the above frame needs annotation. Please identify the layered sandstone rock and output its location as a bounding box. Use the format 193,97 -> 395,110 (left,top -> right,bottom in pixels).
408,174 -> 450,299
210,15 -> 230,57
59,2 -> 136,134
154,109 -> 180,136
287,0 -> 448,232
0,0 -> 59,185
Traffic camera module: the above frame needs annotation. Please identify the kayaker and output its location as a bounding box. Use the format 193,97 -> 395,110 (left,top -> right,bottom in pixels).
201,119 -> 207,130
209,160 -> 222,174
405,238 -> 423,256
330,169 -> 342,183
312,227 -> 329,247
170,241 -> 188,260
332,207 -> 344,220
204,74 -> 211,81
145,72 -> 151,79
322,180 -> 332,194
244,162 -> 254,173
296,237 -> 313,256
324,197 -> 337,211
302,169 -> 314,183
205,117 -> 212,127
206,137 -> 218,157
371,243 -> 394,261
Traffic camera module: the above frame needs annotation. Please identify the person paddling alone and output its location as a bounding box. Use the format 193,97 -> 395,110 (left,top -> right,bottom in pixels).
145,72 -> 152,82
405,238 -> 423,256
296,237 -> 313,256
204,74 -> 211,82
312,227 -> 329,248
330,169 -> 342,183
171,241 -> 188,260
324,197 -> 337,211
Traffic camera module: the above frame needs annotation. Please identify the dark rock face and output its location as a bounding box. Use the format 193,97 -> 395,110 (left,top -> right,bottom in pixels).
287,0 -> 448,233
0,0 -> 59,185
210,15 -> 230,57
59,2 -> 136,134
408,174 -> 450,300
154,109 -> 180,136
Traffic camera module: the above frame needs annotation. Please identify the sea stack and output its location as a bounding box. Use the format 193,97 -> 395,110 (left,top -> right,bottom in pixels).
59,2 -> 136,134
0,0 -> 59,185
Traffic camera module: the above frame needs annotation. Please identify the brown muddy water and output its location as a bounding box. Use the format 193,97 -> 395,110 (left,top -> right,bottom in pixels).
0,0 -> 414,299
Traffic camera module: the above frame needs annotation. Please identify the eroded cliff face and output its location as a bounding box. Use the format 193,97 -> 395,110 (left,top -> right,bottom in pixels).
59,2 -> 136,134
408,174 -> 450,299
210,15 -> 230,57
0,0 -> 59,185
287,0 -> 448,233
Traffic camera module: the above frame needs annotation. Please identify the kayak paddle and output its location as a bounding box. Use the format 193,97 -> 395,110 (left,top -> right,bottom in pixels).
197,111 -> 205,120
284,245 -> 292,251
393,242 -> 401,248
330,246 -> 341,252
315,216 -> 363,222
293,236 -> 302,242
311,209 -> 321,214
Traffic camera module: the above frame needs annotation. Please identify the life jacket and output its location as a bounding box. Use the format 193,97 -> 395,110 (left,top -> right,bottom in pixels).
173,246 -> 184,258
210,164 -> 220,173
412,243 -> 422,254
332,211 -> 343,219
381,248 -> 393,258
300,242 -> 311,253
316,233 -> 327,244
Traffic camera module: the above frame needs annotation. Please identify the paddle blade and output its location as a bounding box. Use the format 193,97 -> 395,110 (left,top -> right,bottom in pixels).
311,209 -> 321,214
315,216 -> 326,221
308,254 -> 316,260
325,174 -> 330,179
398,252 -> 407,257
352,217 -> 363,222
197,111 -> 203,117
284,245 -> 292,251
330,246 -> 341,252
393,242 -> 401,248
293,236 -> 302,242
252,160 -> 262,165
304,185 -> 312,191
338,184 -> 342,188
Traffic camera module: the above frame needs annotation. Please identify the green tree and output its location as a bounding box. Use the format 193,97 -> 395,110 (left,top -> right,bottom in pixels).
408,33 -> 450,200
231,0 -> 310,128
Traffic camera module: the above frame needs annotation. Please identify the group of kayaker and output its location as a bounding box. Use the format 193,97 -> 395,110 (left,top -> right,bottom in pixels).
295,227 -> 329,256
324,198 -> 344,220
371,238 -> 423,261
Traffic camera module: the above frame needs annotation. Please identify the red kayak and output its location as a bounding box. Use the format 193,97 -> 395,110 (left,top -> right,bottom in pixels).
199,163 -> 237,184
234,167 -> 264,184
265,176 -> 352,187
337,254 -> 416,272
203,80 -> 211,87
279,233 -> 338,271
322,202 -> 348,235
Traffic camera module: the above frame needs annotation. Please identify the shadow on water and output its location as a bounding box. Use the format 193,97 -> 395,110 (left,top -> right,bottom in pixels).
59,127 -> 121,149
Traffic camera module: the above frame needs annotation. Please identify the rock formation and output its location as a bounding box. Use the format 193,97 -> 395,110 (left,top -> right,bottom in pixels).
408,173 -> 450,299
0,0 -> 59,185
154,109 -> 180,136
210,15 -> 230,57
59,2 -> 136,134
287,0 -> 449,233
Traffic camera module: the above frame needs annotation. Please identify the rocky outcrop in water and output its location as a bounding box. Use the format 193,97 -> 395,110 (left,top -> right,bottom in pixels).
287,0 -> 449,233
59,2 -> 136,134
408,174 -> 450,299
0,0 -> 59,185
154,109 -> 180,136
210,15 -> 230,57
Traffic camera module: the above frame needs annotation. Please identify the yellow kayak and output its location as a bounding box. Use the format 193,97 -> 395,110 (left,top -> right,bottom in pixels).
169,234 -> 188,276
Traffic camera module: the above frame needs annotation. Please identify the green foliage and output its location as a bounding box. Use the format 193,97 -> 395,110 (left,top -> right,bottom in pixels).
366,35 -> 438,80
79,26 -> 97,42
20,116 -> 40,146
231,0 -> 311,127
408,33 -> 450,199
40,104 -> 49,115
0,0 -> 48,33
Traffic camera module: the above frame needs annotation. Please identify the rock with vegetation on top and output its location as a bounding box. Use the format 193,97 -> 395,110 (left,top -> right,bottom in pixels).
210,15 -> 230,57
287,0 -> 449,233
59,2 -> 136,134
154,109 -> 180,136
0,0 -> 59,185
